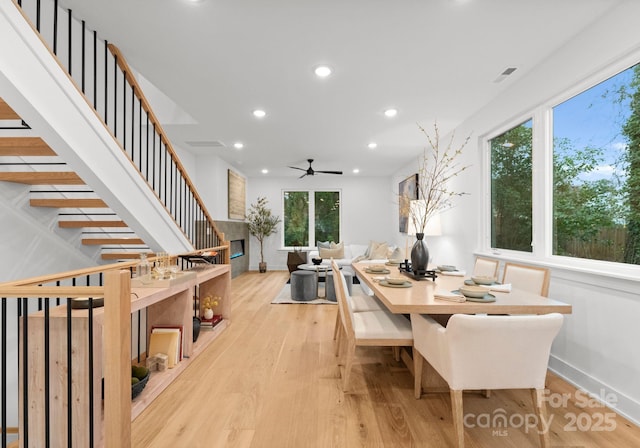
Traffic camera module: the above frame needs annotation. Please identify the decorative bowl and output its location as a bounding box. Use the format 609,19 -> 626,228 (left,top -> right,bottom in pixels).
131,368 -> 150,399
471,275 -> 496,285
459,285 -> 487,298
437,265 -> 457,272
312,258 -> 323,265
386,276 -> 407,285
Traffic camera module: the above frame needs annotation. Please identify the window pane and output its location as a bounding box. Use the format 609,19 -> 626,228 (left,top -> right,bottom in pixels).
490,120 -> 533,252
283,191 -> 309,247
315,191 -> 340,243
553,64 -> 638,264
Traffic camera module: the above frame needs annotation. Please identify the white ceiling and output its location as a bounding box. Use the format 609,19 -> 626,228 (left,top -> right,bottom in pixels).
59,0 -> 621,178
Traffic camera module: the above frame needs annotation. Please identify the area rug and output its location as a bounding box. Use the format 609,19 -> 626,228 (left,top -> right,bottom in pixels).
271,284 -> 336,305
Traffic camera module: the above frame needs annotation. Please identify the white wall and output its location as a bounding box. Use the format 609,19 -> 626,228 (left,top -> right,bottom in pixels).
247,175 -> 394,270
390,1 -> 640,424
192,153 -> 248,222
0,182 -> 96,282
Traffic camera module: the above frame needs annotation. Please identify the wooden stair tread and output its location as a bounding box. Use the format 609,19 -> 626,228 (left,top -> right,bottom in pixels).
0,137 -> 56,156
30,198 -> 108,208
0,97 -> 20,120
59,220 -> 128,228
0,172 -> 84,185
82,238 -> 145,245
102,252 -> 151,260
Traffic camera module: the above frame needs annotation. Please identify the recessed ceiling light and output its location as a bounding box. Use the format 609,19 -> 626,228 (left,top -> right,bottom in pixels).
261,169 -> 269,174
253,109 -> 266,118
233,142 -> 244,149
384,108 -> 398,118
368,142 -> 377,149
314,65 -> 332,78
352,168 -> 360,174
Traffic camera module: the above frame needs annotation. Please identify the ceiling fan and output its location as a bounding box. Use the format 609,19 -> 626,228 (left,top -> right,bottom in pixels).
288,159 -> 343,178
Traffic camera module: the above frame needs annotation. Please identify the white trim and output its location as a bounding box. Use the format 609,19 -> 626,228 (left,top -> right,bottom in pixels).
549,355 -> 640,427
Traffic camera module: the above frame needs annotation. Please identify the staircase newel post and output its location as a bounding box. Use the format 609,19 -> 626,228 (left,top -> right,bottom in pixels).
103,269 -> 132,448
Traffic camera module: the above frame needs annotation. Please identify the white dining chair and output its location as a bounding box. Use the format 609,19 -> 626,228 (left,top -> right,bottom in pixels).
502,262 -> 550,297
472,256 -> 499,278
332,261 -> 413,391
410,312 -> 563,448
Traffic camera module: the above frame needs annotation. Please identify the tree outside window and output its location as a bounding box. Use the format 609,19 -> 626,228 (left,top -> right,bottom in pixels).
283,190 -> 340,248
490,120 -> 533,252
552,63 -> 639,264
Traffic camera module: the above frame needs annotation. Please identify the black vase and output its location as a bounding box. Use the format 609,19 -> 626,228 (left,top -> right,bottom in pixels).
193,316 -> 201,342
410,233 -> 430,275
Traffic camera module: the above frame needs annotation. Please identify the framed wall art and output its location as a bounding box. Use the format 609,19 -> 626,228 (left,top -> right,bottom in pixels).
398,173 -> 418,233
228,169 -> 246,220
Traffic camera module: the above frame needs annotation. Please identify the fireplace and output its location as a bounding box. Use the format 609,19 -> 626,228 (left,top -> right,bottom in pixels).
230,239 -> 245,259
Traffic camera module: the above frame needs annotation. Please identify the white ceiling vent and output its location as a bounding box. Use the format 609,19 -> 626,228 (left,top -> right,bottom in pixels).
493,67 -> 518,83
185,140 -> 226,148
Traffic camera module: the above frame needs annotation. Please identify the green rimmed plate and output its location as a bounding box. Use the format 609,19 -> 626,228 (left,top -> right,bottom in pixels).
452,290 -> 496,302
379,280 -> 412,288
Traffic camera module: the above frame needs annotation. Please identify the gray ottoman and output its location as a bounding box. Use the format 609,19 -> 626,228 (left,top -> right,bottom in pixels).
325,271 -> 353,302
291,270 -> 317,301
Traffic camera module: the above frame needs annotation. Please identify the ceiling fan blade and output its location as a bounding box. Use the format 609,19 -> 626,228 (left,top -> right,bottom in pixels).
315,170 -> 343,175
299,173 -> 307,178
288,166 -> 306,171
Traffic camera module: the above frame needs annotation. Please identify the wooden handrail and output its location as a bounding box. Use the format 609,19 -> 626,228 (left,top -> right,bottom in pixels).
0,247 -> 227,288
0,286 -> 104,297
107,43 -> 226,252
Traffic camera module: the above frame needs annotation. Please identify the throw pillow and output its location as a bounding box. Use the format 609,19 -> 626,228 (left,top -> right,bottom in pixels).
317,241 -> 331,250
319,246 -> 344,259
368,241 -> 389,259
389,247 -> 404,261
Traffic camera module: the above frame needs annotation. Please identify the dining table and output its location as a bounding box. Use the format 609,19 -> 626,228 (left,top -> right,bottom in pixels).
352,262 -> 573,315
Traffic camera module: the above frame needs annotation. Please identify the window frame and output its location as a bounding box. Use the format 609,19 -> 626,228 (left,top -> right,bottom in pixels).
479,52 -> 640,280
281,189 -> 342,250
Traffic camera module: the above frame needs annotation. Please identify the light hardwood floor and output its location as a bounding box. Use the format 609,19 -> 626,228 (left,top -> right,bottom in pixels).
131,271 -> 640,447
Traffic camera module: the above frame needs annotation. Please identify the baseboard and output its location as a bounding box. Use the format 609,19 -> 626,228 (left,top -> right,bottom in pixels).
549,354 -> 640,427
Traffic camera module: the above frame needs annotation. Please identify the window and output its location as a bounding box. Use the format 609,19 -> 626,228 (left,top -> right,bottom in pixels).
283,190 -> 341,248
490,120 -> 533,252
553,63 -> 639,264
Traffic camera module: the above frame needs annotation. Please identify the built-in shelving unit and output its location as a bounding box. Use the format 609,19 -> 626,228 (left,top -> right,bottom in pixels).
21,264 -> 231,447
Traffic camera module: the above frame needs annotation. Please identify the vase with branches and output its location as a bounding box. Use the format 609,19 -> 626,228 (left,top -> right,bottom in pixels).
408,122 -> 471,274
247,197 -> 282,273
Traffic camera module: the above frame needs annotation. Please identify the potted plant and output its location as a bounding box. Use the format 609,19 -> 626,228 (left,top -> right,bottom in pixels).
407,122 -> 471,274
247,197 -> 282,273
